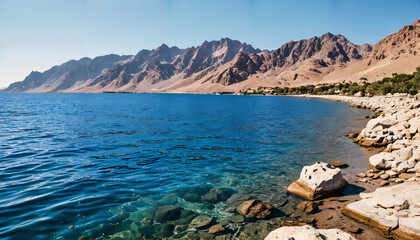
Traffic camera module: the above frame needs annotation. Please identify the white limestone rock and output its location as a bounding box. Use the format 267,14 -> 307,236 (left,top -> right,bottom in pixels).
397,147 -> 414,161
409,117 -> 420,135
344,182 -> 420,240
396,159 -> 416,174
264,225 -> 355,240
287,162 -> 347,200
369,152 -> 396,169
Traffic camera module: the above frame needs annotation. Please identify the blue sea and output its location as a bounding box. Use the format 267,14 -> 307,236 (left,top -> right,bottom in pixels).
0,94 -> 374,239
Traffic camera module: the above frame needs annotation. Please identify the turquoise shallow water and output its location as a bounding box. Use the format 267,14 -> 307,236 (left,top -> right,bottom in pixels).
0,94 -> 373,239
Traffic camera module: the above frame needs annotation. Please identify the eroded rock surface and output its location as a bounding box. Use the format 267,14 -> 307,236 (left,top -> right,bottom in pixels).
287,162 -> 348,200
237,199 -> 273,219
264,225 -> 355,240
343,182 -> 420,240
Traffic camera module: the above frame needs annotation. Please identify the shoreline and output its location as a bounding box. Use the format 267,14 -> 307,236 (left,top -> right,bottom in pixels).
291,94 -> 420,240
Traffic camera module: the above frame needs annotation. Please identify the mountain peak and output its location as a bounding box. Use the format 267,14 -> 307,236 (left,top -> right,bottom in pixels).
219,37 -> 233,42
157,43 -> 169,50
321,32 -> 335,39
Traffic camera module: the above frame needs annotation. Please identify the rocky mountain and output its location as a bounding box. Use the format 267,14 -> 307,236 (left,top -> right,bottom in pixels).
174,20 -> 419,93
76,38 -> 261,92
3,54 -> 131,93
3,57 -> 91,92
3,19 -> 419,93
323,19 -> 420,84
193,33 -> 372,87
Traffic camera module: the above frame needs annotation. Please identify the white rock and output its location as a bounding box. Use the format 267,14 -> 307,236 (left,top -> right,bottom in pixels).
372,125 -> 383,132
388,122 -> 406,135
381,118 -> 398,128
366,117 -> 383,130
410,162 -> 420,173
397,147 -> 413,161
287,162 -> 347,200
344,182 -> 420,239
386,170 -> 398,178
396,159 -> 416,174
409,117 -> 420,134
369,152 -> 395,169
377,197 -> 409,210
264,225 -> 355,240
399,216 -> 420,238
412,148 -> 420,161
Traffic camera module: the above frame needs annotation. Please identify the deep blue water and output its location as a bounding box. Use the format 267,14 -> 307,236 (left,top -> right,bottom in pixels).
0,94 -> 374,239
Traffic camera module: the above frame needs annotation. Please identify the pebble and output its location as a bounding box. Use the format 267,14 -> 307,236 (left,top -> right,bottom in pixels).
379,173 -> 390,180
356,173 -> 366,178
366,172 -> 374,178
379,181 -> 389,186
189,215 -> 214,229
297,201 -> 317,214
387,171 -> 398,178
208,224 -> 225,234
227,215 -> 245,223
358,178 -> 368,183
329,161 -> 348,168
395,179 -> 404,183
142,218 -> 152,224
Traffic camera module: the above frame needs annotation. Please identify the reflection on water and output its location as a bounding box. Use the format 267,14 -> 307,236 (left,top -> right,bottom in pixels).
0,94 -> 374,239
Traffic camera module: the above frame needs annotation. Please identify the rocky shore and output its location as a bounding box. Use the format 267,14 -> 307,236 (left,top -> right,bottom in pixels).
266,94 -> 420,240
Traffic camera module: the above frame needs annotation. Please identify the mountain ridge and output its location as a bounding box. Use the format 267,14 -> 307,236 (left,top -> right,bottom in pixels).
3,19 -> 419,93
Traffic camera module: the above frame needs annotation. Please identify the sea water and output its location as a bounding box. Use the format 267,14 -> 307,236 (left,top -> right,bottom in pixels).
0,93 -> 374,239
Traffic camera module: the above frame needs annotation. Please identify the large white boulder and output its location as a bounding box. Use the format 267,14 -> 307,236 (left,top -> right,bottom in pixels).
264,225 -> 355,240
287,162 -> 347,200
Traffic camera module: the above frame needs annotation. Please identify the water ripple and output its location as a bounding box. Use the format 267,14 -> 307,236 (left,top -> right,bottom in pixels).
0,94 -> 375,239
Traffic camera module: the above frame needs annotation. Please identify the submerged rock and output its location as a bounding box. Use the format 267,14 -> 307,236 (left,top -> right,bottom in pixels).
297,201 -> 318,214
201,187 -> 234,204
227,214 -> 245,223
237,199 -> 273,219
153,223 -> 175,239
154,206 -> 182,223
208,224 -> 226,234
264,225 -> 355,240
347,133 -> 359,139
287,162 -> 348,200
173,224 -> 188,234
189,215 -> 214,229
182,193 -> 201,202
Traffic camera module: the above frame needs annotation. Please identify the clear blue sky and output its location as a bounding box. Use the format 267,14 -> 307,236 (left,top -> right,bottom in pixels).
1,0 -> 419,88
